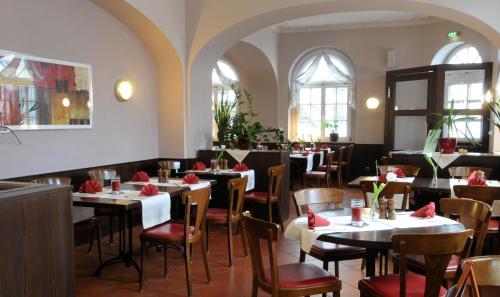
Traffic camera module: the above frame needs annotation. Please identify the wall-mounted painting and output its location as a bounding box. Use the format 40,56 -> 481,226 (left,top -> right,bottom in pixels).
0,50 -> 92,130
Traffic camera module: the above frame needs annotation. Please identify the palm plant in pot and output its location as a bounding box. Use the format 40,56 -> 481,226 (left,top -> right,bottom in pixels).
230,84 -> 264,149
213,94 -> 235,147
321,120 -> 339,142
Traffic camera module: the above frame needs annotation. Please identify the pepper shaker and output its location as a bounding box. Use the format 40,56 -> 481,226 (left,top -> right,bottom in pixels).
157,169 -> 164,183
378,197 -> 387,219
386,199 -> 397,220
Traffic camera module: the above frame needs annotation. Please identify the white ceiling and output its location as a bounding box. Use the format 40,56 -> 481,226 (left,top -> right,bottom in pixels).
271,11 -> 439,33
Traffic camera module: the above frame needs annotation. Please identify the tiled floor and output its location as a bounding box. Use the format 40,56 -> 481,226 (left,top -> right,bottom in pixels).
75,188 -> 372,297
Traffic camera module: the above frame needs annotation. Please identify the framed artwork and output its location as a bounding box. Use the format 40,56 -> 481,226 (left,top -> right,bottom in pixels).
0,50 -> 93,130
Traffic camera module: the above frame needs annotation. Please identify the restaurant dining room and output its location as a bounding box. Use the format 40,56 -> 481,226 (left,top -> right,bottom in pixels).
2,1 -> 500,297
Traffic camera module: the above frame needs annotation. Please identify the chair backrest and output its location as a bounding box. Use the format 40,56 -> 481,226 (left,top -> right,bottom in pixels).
324,151 -> 335,178
440,198 -> 491,256
267,165 -> 285,200
393,229 -> 474,297
158,160 -> 177,170
243,211 -> 280,294
360,180 -> 412,209
453,185 -> 500,206
379,165 -> 420,177
227,176 -> 248,218
88,169 -> 117,181
446,255 -> 500,297
335,146 -> 346,163
346,144 -> 355,164
32,176 -> 71,185
448,167 -> 493,179
293,188 -> 344,216
182,187 -> 211,244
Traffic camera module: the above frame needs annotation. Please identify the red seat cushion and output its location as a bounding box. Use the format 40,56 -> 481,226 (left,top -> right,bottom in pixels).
264,263 -> 339,289
405,254 -> 461,271
318,165 -> 338,171
304,171 -> 326,176
206,208 -> 229,220
311,241 -> 365,254
488,219 -> 499,231
245,192 -> 268,201
359,273 -> 447,297
142,223 -> 193,242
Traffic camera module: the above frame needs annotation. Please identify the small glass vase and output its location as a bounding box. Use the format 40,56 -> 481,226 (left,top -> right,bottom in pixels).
432,165 -> 438,185
369,203 -> 379,221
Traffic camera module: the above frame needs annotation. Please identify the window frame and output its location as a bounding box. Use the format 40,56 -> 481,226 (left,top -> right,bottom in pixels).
211,59 -> 239,140
445,44 -> 483,65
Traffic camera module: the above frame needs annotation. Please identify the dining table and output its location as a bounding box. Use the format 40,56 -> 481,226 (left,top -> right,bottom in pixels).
72,179 -> 215,280
284,208 -> 465,277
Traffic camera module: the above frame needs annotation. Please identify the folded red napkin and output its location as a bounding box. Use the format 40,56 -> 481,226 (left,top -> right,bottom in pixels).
392,167 -> 405,178
302,151 -> 310,156
321,144 -> 329,149
411,202 -> 436,218
131,171 -> 150,182
140,184 -> 159,196
192,162 -> 206,171
183,173 -> 199,184
307,209 -> 330,229
292,143 -> 301,150
233,163 -> 249,172
79,180 -> 102,193
467,170 -> 486,186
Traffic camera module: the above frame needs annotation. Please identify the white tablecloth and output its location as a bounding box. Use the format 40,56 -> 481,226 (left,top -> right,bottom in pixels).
291,154 -> 314,171
284,212 -> 460,253
187,169 -> 255,191
73,190 -> 171,229
126,178 -> 211,190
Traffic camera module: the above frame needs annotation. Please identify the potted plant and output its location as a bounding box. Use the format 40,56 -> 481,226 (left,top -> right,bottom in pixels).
230,84 -> 263,149
321,120 -> 339,142
213,93 -> 235,147
486,90 -> 500,132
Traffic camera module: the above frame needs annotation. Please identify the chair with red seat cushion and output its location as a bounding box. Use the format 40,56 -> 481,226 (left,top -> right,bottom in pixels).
454,185 -> 500,254
393,198 -> 491,283
206,177 -> 248,266
359,230 -> 474,297
318,146 -> 346,189
304,152 -> 335,188
244,165 -> 285,232
294,188 -> 366,278
139,187 -> 211,297
243,211 -> 341,297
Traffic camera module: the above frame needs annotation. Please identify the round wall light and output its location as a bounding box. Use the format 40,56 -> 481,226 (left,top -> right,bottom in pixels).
366,97 -> 380,109
62,97 -> 71,107
114,79 -> 133,102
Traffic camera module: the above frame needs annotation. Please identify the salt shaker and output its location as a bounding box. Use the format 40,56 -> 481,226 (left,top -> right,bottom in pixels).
387,199 -> 397,220
378,198 -> 387,219
157,169 -> 164,183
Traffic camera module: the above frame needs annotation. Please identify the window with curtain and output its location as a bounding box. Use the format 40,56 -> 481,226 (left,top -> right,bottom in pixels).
290,48 -> 355,141
211,59 -> 238,139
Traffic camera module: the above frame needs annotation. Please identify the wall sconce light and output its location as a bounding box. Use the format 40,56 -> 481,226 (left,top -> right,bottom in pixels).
366,97 -> 380,109
62,97 -> 71,107
114,79 -> 133,102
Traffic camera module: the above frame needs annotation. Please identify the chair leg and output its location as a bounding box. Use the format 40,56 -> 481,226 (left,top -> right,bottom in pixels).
205,221 -> 210,253
384,252 -> 388,275
163,243 -> 168,277
240,220 -> 248,257
299,250 -> 306,262
95,226 -> 103,266
87,227 -> 94,254
337,168 -> 343,189
201,235 -> 211,283
184,244 -> 192,297
276,202 -> 285,233
361,258 -> 366,271
140,240 -> 145,291
393,257 -> 400,273
252,276 -> 259,297
227,221 -> 233,266
334,261 -> 339,278
108,214 -> 114,245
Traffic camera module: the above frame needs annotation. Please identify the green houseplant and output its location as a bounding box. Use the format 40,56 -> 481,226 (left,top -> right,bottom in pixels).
486,90 -> 500,132
230,84 -> 263,149
321,120 -> 339,142
213,92 -> 236,147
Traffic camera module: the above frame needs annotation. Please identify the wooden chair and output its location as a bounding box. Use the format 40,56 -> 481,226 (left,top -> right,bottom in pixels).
294,188 -> 366,278
341,144 -> 355,182
379,165 -> 420,177
243,211 -> 342,297
244,165 -> 285,231
393,198 -> 491,283
454,185 -> 500,254
448,167 -> 493,179
206,177 -> 248,266
303,152 -> 335,188
139,187 -> 211,296
446,255 -> 500,297
358,229 -> 474,297
32,176 -> 102,266
318,146 -> 346,189
88,169 -> 118,245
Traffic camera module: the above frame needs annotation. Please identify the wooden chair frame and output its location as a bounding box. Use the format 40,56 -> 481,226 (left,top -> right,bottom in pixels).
360,181 -> 412,210
89,168 -> 118,245
378,165 -> 420,177
446,255 -> 500,297
303,152 -> 335,188
448,167 -> 493,179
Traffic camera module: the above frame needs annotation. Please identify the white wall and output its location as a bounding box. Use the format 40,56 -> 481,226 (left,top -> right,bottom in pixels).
0,0 -> 158,179
278,20 -> 495,144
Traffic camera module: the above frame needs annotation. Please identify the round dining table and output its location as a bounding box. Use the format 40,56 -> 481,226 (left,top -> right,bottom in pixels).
315,208 -> 465,277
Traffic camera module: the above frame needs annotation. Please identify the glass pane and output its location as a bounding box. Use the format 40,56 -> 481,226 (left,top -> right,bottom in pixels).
444,70 -> 485,109
299,105 -> 310,120
217,60 -> 238,81
395,79 -> 428,110
336,105 -> 347,121
299,88 -> 310,105
337,121 -> 347,138
447,84 -> 467,109
325,88 -> 336,104
468,83 -> 483,109
394,116 -> 427,150
311,88 -> 321,104
324,105 -> 335,120
311,121 -> 321,138
447,46 -> 482,64
311,105 -> 321,121
447,115 -> 482,140
337,88 -> 348,104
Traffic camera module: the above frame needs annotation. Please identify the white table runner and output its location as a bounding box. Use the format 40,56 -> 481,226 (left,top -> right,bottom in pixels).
432,152 -> 461,169
226,149 -> 251,163
73,190 -> 171,229
291,154 -> 314,171
284,212 -> 460,253
126,178 -> 211,191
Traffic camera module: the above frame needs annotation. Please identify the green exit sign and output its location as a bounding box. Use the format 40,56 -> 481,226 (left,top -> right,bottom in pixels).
448,31 -> 460,39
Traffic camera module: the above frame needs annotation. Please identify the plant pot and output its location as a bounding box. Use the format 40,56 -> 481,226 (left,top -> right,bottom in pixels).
439,137 -> 457,154
330,132 -> 339,142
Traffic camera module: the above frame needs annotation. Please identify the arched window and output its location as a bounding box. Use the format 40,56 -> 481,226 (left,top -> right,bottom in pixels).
446,44 -> 482,64
212,59 -> 238,139
290,48 -> 355,141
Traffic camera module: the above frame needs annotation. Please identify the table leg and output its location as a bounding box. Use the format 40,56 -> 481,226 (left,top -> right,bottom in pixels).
365,248 -> 378,277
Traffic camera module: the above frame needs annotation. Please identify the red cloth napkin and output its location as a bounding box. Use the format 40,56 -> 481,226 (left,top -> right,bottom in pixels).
292,143 -> 301,150
131,171 -> 150,182
183,173 -> 199,184
192,162 -> 206,171
321,144 -> 329,149
392,167 -> 405,178
378,174 -> 387,182
307,209 -> 330,229
411,202 -> 436,218
79,180 -> 103,193
233,163 -> 249,172
140,184 -> 159,196
467,171 -> 486,186
302,151 -> 310,156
